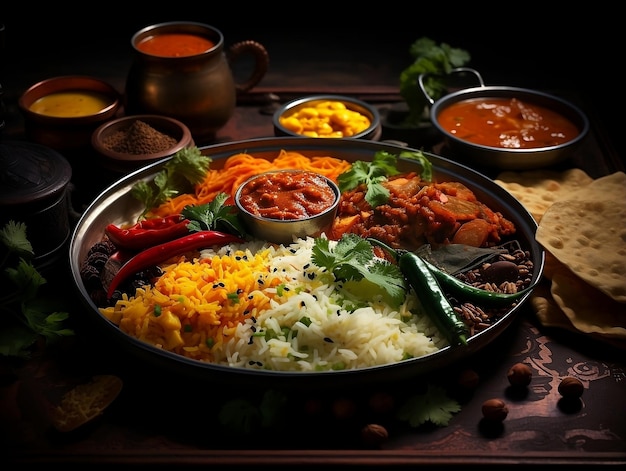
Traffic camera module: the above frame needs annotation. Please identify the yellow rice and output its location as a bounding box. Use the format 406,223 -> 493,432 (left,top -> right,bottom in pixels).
100,238 -> 445,371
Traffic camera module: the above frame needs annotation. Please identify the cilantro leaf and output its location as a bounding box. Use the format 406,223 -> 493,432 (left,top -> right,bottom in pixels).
167,146 -> 212,184
0,221 -> 33,257
218,390 -> 287,434
0,221 -> 74,358
362,262 -> 407,307
181,192 -> 246,236
337,150 -> 433,207
218,398 -> 261,435
131,146 -> 212,220
5,258 -> 46,301
338,151 -> 400,207
396,384 -> 461,427
400,37 -> 471,126
398,150 -> 433,183
311,234 -> 407,309
0,325 -> 39,358
311,233 -> 371,281
22,303 -> 74,342
259,389 -> 288,428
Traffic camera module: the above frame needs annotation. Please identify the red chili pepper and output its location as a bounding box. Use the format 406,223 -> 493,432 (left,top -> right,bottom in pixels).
136,215 -> 185,230
105,215 -> 191,250
106,231 -> 245,299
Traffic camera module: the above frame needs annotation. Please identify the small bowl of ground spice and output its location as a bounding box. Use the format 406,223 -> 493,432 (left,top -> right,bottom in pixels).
92,114 -> 194,171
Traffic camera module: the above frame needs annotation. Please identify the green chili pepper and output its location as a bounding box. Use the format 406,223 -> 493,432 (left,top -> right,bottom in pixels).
419,257 -> 537,306
398,251 -> 469,347
368,238 -> 468,347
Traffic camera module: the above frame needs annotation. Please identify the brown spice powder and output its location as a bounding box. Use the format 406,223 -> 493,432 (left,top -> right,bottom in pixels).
103,120 -> 178,155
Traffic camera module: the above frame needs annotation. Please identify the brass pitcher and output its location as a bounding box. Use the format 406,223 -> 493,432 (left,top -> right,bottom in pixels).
124,22 -> 269,143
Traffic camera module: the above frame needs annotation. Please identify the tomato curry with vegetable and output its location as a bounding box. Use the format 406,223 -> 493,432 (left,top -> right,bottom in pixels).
437,97 -> 580,149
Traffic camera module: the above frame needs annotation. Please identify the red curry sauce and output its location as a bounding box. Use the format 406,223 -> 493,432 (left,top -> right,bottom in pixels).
136,33 -> 215,57
238,171 -> 337,220
437,97 -> 580,149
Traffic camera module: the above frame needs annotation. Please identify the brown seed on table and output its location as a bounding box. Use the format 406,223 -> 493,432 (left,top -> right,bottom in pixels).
507,362 -> 533,387
303,398 -> 323,416
361,423 -> 389,446
481,398 -> 509,422
558,376 -> 584,398
332,397 -> 357,420
457,368 -> 480,390
368,392 -> 395,414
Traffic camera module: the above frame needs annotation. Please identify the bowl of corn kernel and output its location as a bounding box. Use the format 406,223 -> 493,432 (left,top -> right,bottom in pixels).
273,95 -> 381,140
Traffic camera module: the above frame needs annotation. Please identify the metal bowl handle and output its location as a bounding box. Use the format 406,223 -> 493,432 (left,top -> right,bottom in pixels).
418,67 -> 485,105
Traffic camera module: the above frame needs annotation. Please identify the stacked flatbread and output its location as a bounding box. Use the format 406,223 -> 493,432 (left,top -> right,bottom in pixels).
495,169 -> 626,348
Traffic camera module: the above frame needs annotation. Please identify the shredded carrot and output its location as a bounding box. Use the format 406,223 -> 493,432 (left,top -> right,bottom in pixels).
149,150 -> 351,217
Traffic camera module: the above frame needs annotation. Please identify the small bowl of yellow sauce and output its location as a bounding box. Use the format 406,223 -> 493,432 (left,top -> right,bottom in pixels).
18,76 -> 121,152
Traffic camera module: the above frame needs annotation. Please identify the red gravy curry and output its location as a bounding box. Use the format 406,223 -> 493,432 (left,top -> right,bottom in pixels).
238,171 -> 337,220
437,97 -> 580,149
136,33 -> 215,57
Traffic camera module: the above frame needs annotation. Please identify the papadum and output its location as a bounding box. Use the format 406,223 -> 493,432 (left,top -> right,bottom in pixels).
535,172 -> 626,303
495,168 -> 593,222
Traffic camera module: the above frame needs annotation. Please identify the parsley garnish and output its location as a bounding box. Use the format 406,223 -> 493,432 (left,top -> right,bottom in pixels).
311,233 -> 407,309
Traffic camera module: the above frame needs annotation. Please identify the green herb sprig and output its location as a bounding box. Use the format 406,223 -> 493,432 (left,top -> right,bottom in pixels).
337,150 -> 433,207
396,384 -> 461,427
0,221 -> 74,358
399,37 -> 471,126
181,192 -> 246,237
311,233 -> 407,309
131,146 -> 212,221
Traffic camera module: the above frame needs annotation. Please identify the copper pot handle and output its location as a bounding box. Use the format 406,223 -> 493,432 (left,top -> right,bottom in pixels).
227,40 -> 270,94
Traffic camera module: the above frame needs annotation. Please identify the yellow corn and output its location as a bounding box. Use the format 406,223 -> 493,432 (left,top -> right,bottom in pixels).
280,99 -> 372,138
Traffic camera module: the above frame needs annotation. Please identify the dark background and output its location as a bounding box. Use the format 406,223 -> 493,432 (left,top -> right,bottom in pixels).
1,5 -> 622,159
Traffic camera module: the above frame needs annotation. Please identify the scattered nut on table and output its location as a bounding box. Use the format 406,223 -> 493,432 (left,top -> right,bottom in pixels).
558,376 -> 584,398
507,362 -> 533,387
481,398 -> 509,422
457,368 -> 480,390
361,423 -> 389,446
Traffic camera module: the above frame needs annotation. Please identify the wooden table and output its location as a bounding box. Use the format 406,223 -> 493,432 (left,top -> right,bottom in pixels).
1,20 -> 625,467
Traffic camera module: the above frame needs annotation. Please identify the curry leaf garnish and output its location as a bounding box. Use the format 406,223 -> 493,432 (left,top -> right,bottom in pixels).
311,233 -> 407,308
131,146 -> 212,220
182,192 -> 246,237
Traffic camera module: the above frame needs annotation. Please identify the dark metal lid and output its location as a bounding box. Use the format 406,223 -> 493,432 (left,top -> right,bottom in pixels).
0,140 -> 72,209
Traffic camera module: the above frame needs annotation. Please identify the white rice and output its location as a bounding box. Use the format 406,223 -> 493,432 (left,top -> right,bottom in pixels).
201,237 -> 446,372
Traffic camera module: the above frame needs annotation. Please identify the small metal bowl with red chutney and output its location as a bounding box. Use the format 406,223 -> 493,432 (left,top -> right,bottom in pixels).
235,169 -> 340,245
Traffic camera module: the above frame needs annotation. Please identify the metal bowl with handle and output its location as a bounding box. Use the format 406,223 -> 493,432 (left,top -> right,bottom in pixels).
419,68 -> 590,170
